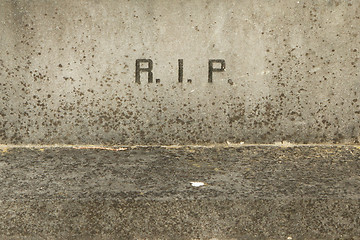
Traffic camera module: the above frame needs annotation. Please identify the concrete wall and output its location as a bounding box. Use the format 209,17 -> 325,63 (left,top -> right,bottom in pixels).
0,0 -> 359,145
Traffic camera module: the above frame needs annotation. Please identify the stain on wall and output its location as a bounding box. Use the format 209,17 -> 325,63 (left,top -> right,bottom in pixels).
0,0 -> 359,144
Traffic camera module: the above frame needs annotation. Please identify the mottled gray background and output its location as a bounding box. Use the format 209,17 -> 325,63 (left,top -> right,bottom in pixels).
1,0 -> 359,144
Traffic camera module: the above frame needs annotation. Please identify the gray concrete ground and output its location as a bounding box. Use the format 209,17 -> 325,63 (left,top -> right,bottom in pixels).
0,145 -> 359,239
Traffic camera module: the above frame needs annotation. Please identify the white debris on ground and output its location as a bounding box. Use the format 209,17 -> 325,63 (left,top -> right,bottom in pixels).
226,141 -> 245,147
73,146 -> 127,151
190,182 -> 205,187
274,141 -> 295,147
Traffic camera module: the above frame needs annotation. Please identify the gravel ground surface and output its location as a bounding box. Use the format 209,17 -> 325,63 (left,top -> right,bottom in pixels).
0,145 -> 359,239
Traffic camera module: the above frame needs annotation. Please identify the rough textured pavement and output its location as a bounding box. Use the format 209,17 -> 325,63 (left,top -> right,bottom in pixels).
1,145 -> 360,239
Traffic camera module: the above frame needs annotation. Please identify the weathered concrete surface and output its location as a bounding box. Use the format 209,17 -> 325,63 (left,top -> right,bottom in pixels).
1,145 -> 360,239
0,0 -> 360,144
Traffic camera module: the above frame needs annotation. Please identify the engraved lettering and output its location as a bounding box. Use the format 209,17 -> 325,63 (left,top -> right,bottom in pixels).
178,59 -> 183,83
135,59 -> 153,84
208,59 -> 225,83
